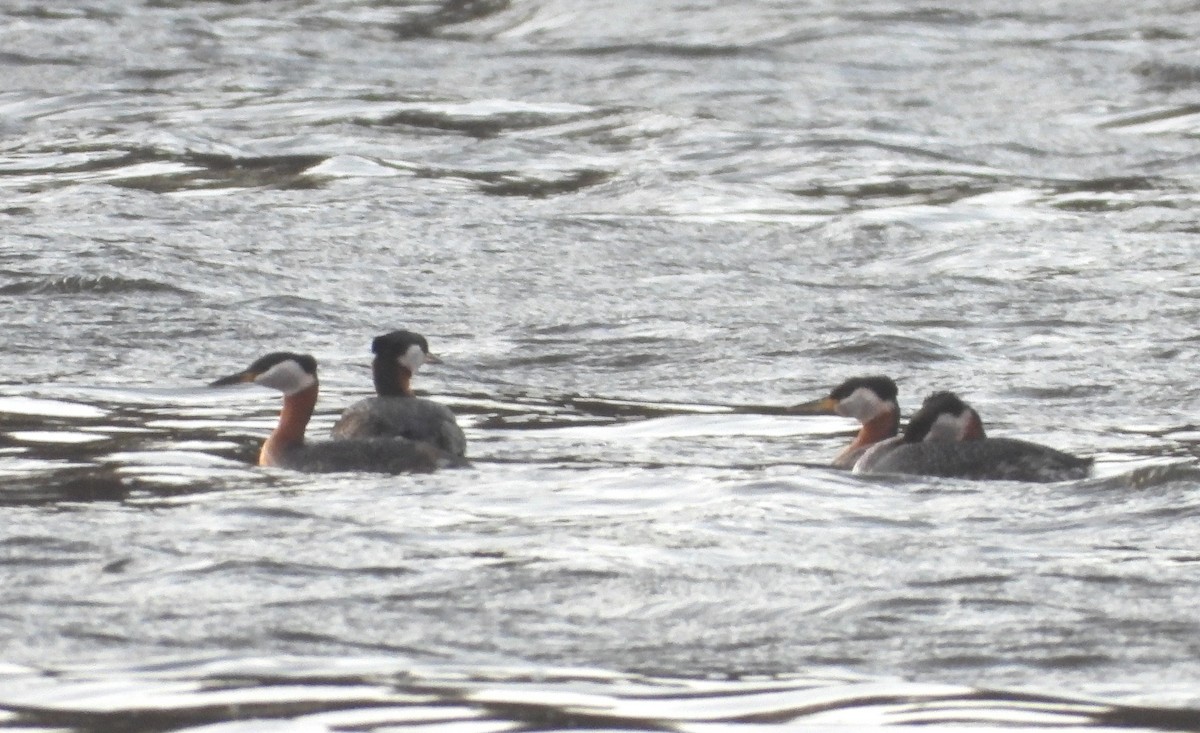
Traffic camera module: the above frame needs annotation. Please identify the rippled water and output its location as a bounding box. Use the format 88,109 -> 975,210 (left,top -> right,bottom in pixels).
4,0 -> 1200,729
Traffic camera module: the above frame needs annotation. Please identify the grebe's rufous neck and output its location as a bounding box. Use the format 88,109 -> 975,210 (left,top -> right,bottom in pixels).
210,351 -> 449,474
789,375 -> 900,469
854,390 -> 1092,483
332,330 -> 467,458
210,352 -> 318,468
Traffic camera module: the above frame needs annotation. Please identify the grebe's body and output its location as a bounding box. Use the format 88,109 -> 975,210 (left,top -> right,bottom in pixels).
790,376 -> 900,469
211,352 -> 448,474
332,330 -> 467,457
855,391 -> 1092,483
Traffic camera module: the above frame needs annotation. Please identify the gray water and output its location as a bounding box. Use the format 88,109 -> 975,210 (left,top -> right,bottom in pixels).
4,1 -> 1200,730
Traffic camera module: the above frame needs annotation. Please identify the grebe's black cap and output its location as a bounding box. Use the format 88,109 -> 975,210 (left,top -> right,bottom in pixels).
371,330 -> 430,357
788,375 -> 898,415
829,375 -> 897,403
210,352 -> 317,387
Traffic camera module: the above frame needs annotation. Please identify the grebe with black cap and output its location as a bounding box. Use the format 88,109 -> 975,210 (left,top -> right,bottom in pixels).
855,391 -> 1092,482
789,375 -> 901,469
210,351 -> 450,474
331,330 -> 467,457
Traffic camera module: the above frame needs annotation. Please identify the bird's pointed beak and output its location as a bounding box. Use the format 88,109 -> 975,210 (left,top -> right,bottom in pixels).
424,352 -> 443,365
209,370 -> 257,387
786,395 -> 839,415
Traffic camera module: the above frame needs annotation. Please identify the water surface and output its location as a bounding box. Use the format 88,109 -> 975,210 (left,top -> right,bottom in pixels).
3,0 -> 1200,729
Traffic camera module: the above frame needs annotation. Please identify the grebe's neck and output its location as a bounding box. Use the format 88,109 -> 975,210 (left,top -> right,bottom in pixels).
834,406 -> 899,467
260,382 -> 318,467
373,358 -> 414,397
962,409 -> 987,440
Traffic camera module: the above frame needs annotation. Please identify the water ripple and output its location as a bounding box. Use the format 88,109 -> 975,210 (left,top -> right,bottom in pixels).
0,274 -> 188,296
0,659 -> 1196,732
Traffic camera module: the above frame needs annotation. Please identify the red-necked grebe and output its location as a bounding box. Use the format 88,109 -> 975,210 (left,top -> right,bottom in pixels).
789,375 -> 900,469
855,390 -> 1092,482
330,330 -> 466,457
210,351 -> 449,474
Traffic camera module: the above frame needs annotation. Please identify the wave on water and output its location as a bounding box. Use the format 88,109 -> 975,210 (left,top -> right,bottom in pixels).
0,465 -> 127,505
0,275 -> 188,296
3,140 -> 612,197
553,41 -> 764,58
1135,61 -> 1200,91
106,152 -> 327,194
0,143 -> 327,194
803,332 -> 963,364
389,0 -> 513,38
1093,103 -> 1200,134
372,99 -> 602,136
1084,461 -> 1200,491
0,657 -> 1198,732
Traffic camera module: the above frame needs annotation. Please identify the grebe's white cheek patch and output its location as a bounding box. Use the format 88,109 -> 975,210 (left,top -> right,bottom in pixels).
836,387 -> 885,421
255,360 -> 316,395
398,343 -> 426,373
925,413 -> 964,442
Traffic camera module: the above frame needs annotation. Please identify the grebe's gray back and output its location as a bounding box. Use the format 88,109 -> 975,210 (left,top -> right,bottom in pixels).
789,375 -> 900,469
331,330 -> 467,457
855,391 -> 1092,482
210,351 -> 448,474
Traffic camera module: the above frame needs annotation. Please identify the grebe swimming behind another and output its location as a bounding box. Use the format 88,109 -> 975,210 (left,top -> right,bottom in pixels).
789,375 -> 901,469
854,391 -> 1092,482
210,351 -> 450,474
331,330 -> 467,457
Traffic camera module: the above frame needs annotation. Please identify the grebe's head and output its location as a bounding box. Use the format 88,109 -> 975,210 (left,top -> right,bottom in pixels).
790,375 -> 899,423
904,391 -> 986,442
210,352 -> 318,396
372,329 -> 438,374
